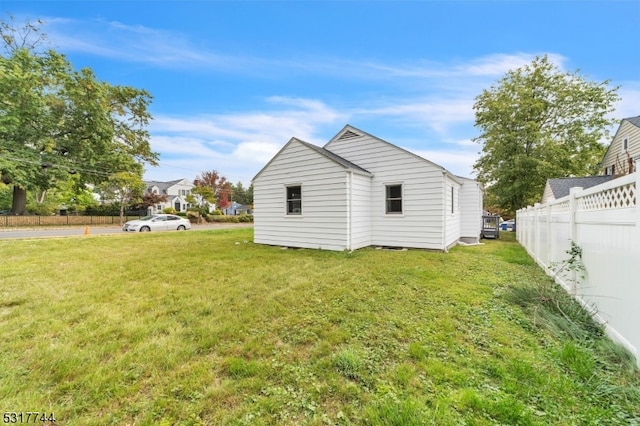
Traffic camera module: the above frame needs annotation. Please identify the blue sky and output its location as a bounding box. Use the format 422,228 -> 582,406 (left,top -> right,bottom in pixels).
2,1 -> 639,186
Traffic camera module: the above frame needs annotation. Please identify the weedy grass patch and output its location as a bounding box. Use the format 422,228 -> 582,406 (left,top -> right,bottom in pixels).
0,229 -> 638,425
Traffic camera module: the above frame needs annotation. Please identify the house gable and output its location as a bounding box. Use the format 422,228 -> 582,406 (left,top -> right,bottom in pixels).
323,125 -> 457,249
601,116 -> 640,176
253,137 -> 372,182
253,137 -> 359,251
325,125 -> 462,184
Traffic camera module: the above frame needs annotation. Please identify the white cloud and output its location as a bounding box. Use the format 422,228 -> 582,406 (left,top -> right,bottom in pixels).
410,149 -> 479,178
144,98 -> 345,183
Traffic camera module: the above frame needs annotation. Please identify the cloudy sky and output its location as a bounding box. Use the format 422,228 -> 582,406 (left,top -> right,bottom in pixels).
2,1 -> 639,185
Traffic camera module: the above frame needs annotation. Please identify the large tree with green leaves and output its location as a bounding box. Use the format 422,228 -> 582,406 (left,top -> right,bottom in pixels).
0,17 -> 158,215
472,55 -> 619,214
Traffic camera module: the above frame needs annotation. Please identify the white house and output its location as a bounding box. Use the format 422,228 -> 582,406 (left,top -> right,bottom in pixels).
252,125 -> 484,251
601,116 -> 640,177
145,179 -> 194,213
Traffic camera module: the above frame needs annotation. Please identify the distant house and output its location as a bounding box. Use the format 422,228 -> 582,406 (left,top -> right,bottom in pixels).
252,125 -> 484,251
145,179 -> 194,213
541,176 -> 615,203
601,116 -> 640,177
223,202 -> 250,216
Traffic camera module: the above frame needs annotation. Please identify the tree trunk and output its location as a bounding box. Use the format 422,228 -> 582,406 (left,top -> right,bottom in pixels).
10,185 -> 27,215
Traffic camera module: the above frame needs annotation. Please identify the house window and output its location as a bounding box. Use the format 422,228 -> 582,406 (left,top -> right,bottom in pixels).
623,137 -> 628,151
286,186 -> 302,215
385,184 -> 402,214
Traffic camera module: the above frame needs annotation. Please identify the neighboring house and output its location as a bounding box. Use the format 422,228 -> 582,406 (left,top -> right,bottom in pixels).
541,176 -> 615,204
252,125 -> 484,251
601,116 -> 640,177
223,202 -> 250,215
145,179 -> 194,213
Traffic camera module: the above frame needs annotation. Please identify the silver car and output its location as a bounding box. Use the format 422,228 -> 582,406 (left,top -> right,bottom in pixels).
123,214 -> 192,232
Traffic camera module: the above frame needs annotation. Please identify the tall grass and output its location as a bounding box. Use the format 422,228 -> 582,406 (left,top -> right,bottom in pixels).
0,229 -> 638,425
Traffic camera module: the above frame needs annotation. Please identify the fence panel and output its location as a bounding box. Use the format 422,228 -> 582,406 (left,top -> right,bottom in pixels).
0,215 -> 145,227
517,172 -> 640,367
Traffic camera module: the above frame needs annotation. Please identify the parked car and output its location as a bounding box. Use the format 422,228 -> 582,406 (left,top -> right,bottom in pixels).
123,214 -> 191,232
500,219 -> 516,231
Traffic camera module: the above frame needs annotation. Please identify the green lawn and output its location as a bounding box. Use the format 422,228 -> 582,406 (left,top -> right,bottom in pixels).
1,229 -> 638,425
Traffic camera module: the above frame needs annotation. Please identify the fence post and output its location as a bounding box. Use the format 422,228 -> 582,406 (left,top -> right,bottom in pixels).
636,172 -> 640,265
546,202 -> 552,268
533,203 -> 540,265
568,187 -> 582,295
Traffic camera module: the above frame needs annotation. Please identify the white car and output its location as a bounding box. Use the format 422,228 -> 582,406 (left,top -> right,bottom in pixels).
123,214 -> 191,232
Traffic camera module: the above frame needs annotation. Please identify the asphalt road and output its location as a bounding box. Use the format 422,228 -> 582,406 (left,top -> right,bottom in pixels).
0,223 -> 253,240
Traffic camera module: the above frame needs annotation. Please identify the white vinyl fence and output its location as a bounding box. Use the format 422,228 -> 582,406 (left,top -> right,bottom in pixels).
517,172 -> 640,367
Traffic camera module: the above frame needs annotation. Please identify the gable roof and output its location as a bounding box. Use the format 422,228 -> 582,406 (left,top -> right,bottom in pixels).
325,124 -> 463,185
625,116 -> 640,129
145,179 -> 189,192
601,116 -> 640,165
546,175 -> 615,199
252,137 -> 373,181
297,140 -> 372,176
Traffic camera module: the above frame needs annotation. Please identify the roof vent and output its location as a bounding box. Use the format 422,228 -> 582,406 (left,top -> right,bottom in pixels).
337,130 -> 361,141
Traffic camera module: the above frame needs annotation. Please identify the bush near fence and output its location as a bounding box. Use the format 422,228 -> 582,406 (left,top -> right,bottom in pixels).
516,171 -> 640,368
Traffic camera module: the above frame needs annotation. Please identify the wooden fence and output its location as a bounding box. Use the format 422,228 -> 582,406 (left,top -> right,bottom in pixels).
517,171 -> 640,367
0,215 -> 145,227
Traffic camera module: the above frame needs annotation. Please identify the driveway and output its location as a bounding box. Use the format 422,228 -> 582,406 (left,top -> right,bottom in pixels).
0,222 -> 253,240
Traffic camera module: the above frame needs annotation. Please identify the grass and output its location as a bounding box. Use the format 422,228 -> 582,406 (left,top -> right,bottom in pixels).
0,229 -> 639,425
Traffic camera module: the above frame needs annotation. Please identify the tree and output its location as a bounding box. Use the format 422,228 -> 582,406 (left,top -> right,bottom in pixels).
194,170 -> 232,210
472,55 -> 619,214
54,175 -> 99,213
232,181 -> 253,206
190,185 -> 215,210
137,192 -> 168,211
0,17 -> 158,215
96,172 -> 146,224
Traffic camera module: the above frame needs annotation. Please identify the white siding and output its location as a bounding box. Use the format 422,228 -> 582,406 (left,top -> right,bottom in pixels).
458,178 -> 483,243
541,181 -> 555,203
444,177 -> 462,248
326,133 -> 446,249
350,172 -> 372,249
253,140 -> 349,251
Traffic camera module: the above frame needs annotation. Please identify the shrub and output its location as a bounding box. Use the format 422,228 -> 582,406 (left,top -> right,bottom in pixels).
238,213 -> 254,223
186,211 -> 201,223
208,215 -> 239,223
28,203 -> 56,216
85,204 -> 121,216
163,207 -> 177,214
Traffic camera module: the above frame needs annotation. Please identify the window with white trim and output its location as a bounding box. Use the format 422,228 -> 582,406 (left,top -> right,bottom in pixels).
286,186 -> 302,215
385,184 -> 402,214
